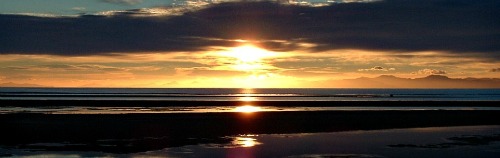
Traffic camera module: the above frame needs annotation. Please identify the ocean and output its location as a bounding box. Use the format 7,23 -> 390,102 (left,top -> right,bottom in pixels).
1,88 -> 499,101
1,88 -> 499,114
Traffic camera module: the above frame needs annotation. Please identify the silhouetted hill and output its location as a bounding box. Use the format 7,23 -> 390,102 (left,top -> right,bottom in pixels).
321,75 -> 500,88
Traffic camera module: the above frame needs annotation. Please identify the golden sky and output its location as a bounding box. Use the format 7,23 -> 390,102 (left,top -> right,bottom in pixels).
1,43 -> 499,87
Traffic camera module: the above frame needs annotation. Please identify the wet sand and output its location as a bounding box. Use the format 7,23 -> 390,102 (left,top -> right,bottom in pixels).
2,108 -> 500,154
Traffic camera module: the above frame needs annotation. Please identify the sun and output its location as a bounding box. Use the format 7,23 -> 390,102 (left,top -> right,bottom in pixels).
218,45 -> 277,72
223,45 -> 275,62
208,44 -> 299,88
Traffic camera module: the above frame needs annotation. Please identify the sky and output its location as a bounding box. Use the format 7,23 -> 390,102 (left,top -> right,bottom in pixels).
0,0 -> 499,88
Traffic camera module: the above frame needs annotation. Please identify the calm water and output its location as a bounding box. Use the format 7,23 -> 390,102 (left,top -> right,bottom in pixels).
152,125 -> 500,158
2,88 -> 499,114
1,88 -> 499,101
0,88 -> 500,114
3,125 -> 500,158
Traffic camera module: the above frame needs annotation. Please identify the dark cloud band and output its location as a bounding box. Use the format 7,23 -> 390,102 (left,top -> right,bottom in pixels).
0,0 -> 499,59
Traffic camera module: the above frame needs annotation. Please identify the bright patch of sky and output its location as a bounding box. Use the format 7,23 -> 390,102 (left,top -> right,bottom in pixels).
0,0 -> 375,16
0,0 -> 175,16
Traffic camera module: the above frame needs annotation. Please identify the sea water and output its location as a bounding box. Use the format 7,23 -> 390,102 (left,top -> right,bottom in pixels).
1,88 -> 499,101
1,88 -> 499,114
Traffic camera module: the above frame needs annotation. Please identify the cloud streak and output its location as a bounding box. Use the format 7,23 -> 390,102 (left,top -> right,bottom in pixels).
414,69 -> 447,75
358,66 -> 395,72
0,0 -> 499,59
5,64 -> 129,72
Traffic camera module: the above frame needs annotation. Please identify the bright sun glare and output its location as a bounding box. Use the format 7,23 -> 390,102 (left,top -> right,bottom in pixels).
234,105 -> 261,113
212,44 -> 296,88
232,136 -> 261,147
219,45 -> 276,72
226,45 -> 275,62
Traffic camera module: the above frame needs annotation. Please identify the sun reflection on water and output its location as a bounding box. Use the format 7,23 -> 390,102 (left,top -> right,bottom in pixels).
232,135 -> 261,148
240,88 -> 255,94
239,88 -> 257,102
234,105 -> 262,113
239,96 -> 257,102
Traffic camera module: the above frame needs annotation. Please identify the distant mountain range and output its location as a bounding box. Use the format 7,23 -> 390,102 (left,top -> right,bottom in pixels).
1,75 -> 499,88
324,75 -> 500,88
0,82 -> 45,87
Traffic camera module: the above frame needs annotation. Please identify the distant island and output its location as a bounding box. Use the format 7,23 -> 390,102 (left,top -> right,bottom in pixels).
316,75 -> 500,88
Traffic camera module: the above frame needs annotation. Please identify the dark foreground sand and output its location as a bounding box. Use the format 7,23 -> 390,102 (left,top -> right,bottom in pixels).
1,101 -> 500,154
